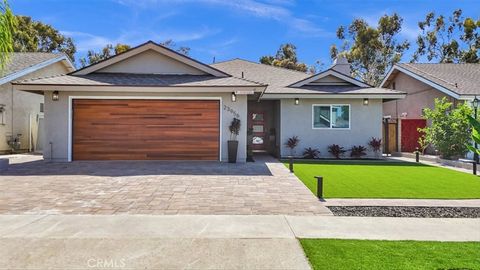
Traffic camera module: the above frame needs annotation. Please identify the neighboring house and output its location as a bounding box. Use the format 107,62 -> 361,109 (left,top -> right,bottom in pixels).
0,53 -> 75,154
381,63 -> 480,153
13,41 -> 404,162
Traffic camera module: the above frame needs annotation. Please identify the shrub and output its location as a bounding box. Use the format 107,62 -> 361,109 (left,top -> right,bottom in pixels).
328,144 -> 346,159
285,136 -> 300,156
229,118 -> 241,140
368,137 -> 382,156
303,147 -> 320,159
419,97 -> 471,159
350,145 -> 367,158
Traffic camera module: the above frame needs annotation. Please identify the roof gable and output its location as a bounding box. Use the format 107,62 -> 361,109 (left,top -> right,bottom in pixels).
381,63 -> 480,99
289,69 -> 370,88
73,41 -> 229,77
0,53 -> 75,85
96,49 -> 208,75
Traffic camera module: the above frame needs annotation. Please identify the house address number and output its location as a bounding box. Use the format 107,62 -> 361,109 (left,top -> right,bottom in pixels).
223,104 -> 240,118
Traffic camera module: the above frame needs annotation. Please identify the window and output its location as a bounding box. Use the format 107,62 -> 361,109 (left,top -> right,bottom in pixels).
313,105 -> 350,129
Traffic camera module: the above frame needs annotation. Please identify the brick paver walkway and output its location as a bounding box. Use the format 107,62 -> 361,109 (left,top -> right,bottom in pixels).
0,155 -> 331,215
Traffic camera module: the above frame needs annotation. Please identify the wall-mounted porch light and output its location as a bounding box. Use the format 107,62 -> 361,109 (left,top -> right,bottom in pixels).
231,92 -> 237,102
363,98 -> 369,106
294,98 -> 299,105
52,91 -> 59,101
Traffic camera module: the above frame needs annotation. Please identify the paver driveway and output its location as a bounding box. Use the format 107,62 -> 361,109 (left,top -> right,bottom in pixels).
0,154 -> 331,215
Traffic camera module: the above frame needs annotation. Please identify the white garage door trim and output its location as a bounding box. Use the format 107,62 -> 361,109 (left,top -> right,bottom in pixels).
67,96 -> 223,162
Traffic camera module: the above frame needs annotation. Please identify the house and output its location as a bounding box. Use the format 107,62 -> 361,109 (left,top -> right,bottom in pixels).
0,53 -> 75,154
13,41 -> 404,162
381,63 -> 480,153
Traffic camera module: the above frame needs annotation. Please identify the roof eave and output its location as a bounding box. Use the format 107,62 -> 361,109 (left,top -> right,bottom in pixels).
260,93 -> 406,100
12,83 -> 267,93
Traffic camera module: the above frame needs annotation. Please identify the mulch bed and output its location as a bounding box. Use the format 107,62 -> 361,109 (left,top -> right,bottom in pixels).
328,206 -> 480,218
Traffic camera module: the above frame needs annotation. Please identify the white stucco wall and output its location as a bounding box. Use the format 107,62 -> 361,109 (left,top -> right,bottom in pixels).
43,90 -> 248,162
280,98 -> 383,158
0,61 -> 70,153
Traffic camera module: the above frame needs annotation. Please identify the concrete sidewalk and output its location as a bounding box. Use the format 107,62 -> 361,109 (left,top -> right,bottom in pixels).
1,215 -> 479,269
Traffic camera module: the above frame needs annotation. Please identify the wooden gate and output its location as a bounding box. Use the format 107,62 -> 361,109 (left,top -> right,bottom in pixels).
382,119 -> 398,154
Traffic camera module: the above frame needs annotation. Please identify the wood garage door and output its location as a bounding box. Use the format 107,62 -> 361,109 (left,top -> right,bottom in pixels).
72,99 -> 220,160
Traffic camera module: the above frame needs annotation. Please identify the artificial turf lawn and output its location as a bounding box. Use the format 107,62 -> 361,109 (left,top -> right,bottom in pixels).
300,239 -> 480,270
286,160 -> 480,198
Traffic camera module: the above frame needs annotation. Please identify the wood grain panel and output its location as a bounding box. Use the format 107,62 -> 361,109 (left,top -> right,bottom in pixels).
72,99 -> 220,160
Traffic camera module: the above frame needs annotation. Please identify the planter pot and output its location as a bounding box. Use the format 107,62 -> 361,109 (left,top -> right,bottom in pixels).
228,140 -> 239,163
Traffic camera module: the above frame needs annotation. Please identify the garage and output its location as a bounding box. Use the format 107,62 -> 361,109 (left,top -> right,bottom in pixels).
72,99 -> 220,161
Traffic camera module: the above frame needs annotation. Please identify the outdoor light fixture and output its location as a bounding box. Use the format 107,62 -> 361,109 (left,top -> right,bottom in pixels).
294,98 -> 299,105
231,92 -> 237,102
363,98 -> 369,106
473,96 -> 479,111
52,91 -> 59,101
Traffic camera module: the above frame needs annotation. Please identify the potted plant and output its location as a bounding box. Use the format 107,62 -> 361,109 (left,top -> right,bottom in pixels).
228,118 -> 241,163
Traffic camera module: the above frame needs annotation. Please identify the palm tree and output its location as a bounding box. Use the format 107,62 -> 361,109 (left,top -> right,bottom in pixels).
0,0 -> 15,73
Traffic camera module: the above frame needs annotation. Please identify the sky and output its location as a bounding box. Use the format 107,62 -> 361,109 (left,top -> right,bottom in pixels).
9,0 -> 480,68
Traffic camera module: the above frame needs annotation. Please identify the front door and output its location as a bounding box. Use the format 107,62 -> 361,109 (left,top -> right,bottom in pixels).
250,112 -> 266,151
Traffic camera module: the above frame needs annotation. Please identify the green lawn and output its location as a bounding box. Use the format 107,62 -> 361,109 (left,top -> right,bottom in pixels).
286,160 -> 480,198
300,239 -> 480,270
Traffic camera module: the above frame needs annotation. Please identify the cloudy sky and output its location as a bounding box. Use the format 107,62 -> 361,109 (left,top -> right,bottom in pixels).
10,0 -> 480,67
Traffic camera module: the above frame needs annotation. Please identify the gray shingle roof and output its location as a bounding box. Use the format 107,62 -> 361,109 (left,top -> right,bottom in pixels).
212,59 -> 403,96
14,73 -> 264,87
211,58 -> 309,93
1,52 -> 64,78
395,63 -> 480,96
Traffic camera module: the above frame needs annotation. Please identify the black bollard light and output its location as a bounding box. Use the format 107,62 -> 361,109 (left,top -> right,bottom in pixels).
415,148 -> 420,162
474,161 -> 477,176
315,176 -> 323,199
289,156 -> 294,173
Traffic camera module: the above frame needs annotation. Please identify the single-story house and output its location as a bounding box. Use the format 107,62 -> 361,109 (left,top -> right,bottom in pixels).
381,63 -> 480,153
13,41 -> 404,162
0,53 -> 74,154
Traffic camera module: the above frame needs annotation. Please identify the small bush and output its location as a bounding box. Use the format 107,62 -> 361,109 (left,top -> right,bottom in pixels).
285,136 -> 300,156
350,145 -> 367,158
368,137 -> 382,153
328,144 -> 346,159
303,147 -> 320,159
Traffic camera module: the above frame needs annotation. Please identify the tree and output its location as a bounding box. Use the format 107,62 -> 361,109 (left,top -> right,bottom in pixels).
79,43 -> 131,67
13,15 -> 76,62
0,0 -> 15,72
419,97 -> 472,159
330,13 -> 410,86
259,43 -> 309,72
160,39 -> 190,55
412,9 -> 480,63
79,40 -> 190,67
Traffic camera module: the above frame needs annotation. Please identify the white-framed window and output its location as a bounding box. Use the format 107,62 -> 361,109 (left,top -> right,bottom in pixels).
312,104 -> 350,129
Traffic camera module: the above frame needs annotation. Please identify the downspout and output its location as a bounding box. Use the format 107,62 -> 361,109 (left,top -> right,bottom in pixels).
10,85 -> 13,141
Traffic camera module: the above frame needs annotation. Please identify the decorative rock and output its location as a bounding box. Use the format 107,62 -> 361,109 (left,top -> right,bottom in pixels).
0,158 -> 8,171
328,206 -> 480,218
